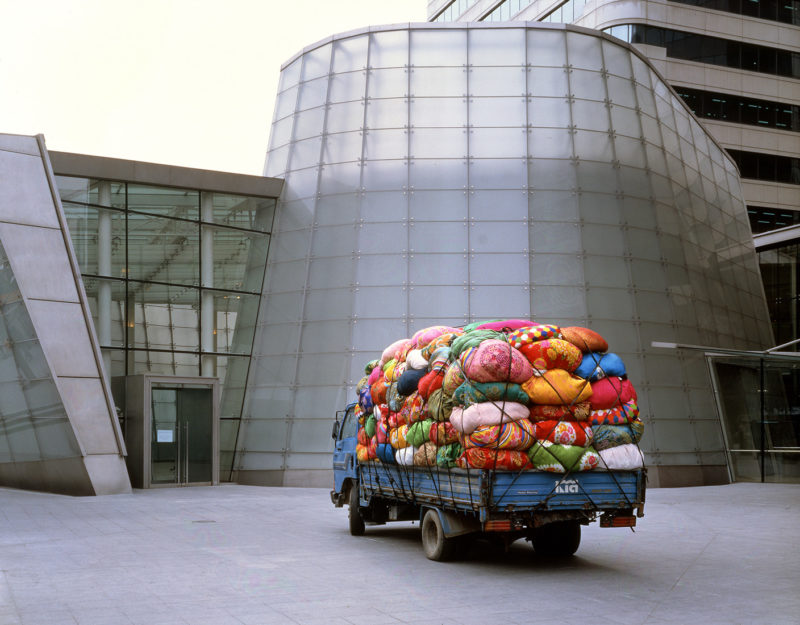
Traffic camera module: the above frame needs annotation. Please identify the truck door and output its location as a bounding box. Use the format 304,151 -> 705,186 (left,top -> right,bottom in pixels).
333,404 -> 358,494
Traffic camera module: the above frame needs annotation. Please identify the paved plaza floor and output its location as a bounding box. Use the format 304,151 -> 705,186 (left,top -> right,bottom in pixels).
1,482 -> 798,625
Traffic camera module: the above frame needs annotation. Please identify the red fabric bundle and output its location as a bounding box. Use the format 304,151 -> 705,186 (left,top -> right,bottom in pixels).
532,420 -> 593,446
399,392 -> 425,424
428,421 -> 459,446
357,428 -> 369,446
370,378 -> 388,406
457,448 -> 532,471
418,369 -> 444,400
590,377 -> 637,410
529,402 -> 591,422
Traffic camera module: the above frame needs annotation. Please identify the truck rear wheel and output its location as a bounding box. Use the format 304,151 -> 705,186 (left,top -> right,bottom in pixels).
532,521 -> 581,557
421,509 -> 458,561
348,485 -> 365,536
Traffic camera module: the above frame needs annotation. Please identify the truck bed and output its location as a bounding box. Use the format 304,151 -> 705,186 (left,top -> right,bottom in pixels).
358,461 -> 645,522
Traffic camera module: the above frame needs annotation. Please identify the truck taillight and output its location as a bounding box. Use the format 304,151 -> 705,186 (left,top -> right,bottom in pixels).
601,515 -> 636,528
484,520 -> 512,532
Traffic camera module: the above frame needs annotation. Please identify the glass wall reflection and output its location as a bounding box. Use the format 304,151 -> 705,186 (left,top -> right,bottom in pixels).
55,176 -> 276,480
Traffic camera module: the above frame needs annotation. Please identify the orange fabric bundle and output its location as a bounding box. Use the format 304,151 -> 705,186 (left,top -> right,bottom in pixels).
522,369 -> 592,405
561,326 -> 608,353
518,338 -> 583,372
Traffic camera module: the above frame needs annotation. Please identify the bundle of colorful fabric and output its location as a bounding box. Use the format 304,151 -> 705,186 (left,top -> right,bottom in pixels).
353,320 -> 645,473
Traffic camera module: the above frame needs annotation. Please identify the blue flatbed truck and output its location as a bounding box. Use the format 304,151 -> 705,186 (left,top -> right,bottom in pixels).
331,403 -> 646,561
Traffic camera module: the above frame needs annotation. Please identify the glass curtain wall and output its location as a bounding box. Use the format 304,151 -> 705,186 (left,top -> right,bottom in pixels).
55,176 -> 275,480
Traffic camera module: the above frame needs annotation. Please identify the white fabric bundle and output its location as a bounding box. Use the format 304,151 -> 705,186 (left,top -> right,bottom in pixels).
405,349 -> 429,371
598,444 -> 644,470
449,401 -> 530,435
395,446 -> 418,466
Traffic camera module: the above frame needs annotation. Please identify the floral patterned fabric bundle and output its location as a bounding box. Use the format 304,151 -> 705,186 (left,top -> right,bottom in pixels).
459,340 -> 533,384
464,418 -> 537,451
532,420 -> 593,447
457,447 -> 533,471
518,338 -> 583,373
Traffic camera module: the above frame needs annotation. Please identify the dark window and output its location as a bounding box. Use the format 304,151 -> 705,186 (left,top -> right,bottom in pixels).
603,25 -> 800,79
748,206 -> 800,234
728,149 -> 800,185
669,0 -> 800,25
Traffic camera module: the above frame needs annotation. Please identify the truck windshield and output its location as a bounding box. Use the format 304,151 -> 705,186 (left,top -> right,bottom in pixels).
340,406 -> 358,439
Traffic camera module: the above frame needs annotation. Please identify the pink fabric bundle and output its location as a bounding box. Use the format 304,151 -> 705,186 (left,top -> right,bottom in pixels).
411,325 -> 462,349
380,338 -> 410,366
368,365 -> 382,386
475,319 -> 533,331
449,401 -> 530,434
459,340 -> 533,384
589,377 -> 637,410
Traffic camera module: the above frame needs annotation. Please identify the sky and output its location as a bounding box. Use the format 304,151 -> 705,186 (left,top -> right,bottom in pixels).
0,0 -> 427,176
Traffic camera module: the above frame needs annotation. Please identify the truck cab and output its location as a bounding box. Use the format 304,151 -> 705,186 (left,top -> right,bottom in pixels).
331,402 -> 358,507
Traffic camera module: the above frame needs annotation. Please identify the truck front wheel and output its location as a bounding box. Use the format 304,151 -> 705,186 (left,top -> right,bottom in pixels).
348,485 -> 365,536
421,509 -> 458,561
531,521 -> 581,557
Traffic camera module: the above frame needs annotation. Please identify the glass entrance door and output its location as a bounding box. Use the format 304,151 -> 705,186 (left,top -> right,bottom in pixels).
151,387 -> 213,485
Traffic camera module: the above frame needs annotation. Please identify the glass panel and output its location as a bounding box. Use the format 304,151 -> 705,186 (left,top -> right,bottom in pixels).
410,29 -> 467,67
151,388 -> 178,484
55,176 -> 125,208
127,184 -> 199,220
367,68 -> 408,99
529,68 -> 570,98
369,30 -> 409,69
329,70 -> 367,104
411,97 -> 467,128
570,69 -> 606,101
469,96 -> 526,127
210,291 -> 261,355
529,96 -> 572,127
210,194 -> 275,233
469,28 -> 526,66
367,97 -> 409,129
62,202 -> 126,278
527,29 -> 566,67
332,36 -> 368,73
130,283 -> 199,352
83,277 -> 126,348
411,67 -> 467,98
183,388 -> 213,483
0,240 -> 80,462
300,43 -> 331,82
297,76 -> 329,111
469,67 -> 526,97
132,350 -> 199,377
205,225 -> 269,293
127,213 -> 200,286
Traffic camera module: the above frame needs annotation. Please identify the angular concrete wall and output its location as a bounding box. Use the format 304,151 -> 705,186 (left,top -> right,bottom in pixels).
0,134 -> 130,495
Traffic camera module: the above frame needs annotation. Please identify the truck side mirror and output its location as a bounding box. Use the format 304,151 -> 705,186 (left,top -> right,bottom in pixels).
331,420 -> 340,440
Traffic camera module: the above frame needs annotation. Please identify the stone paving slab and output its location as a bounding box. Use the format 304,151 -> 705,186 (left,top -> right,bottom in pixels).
0,483 -> 798,625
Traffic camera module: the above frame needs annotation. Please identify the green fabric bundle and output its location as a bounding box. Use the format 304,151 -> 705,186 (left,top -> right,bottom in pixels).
406,419 -> 434,447
436,442 -> 463,468
462,320 -> 501,333
364,414 -> 377,438
528,441 -> 600,472
450,330 -> 506,359
427,388 -> 454,422
452,381 -> 530,407
364,359 -> 379,375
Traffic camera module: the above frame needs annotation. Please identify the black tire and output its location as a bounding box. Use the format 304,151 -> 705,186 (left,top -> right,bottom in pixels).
532,521 -> 581,557
348,484 -> 365,536
421,509 -> 458,561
